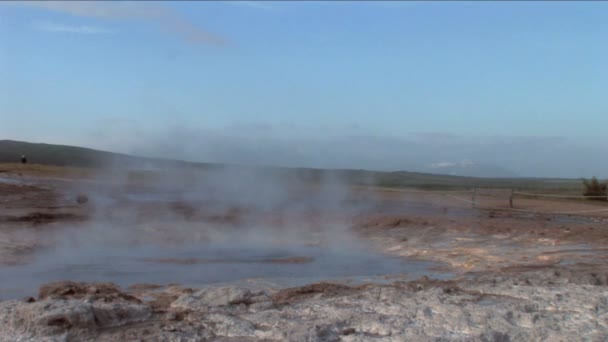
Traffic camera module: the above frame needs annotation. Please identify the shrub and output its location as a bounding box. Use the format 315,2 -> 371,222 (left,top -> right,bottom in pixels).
582,177 -> 607,200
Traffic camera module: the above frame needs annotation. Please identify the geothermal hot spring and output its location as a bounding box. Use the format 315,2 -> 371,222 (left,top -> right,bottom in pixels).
0,174 -> 448,299
0,241 -> 444,299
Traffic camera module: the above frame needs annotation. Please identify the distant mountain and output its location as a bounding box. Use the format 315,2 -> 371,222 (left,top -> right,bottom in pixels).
424,160 -> 519,178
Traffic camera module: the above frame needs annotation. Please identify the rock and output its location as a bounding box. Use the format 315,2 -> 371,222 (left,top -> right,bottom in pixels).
271,282 -> 355,305
249,300 -> 273,312
204,313 -> 256,337
172,286 -> 257,310
0,282 -> 151,339
38,281 -> 142,304
12,300 -> 96,336
91,302 -> 151,328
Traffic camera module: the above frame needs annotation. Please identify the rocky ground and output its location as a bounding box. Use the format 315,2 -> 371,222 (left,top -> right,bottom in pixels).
1,168 -> 608,341
1,266 -> 607,341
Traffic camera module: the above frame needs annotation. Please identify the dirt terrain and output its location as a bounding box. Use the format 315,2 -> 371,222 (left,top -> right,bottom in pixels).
1,164 -> 607,341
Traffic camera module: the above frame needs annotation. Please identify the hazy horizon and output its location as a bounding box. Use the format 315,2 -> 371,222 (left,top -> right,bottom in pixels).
1,1 -> 607,178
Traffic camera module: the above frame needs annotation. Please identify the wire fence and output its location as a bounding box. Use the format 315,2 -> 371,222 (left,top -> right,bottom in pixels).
513,191 -> 608,199
391,188 -> 608,215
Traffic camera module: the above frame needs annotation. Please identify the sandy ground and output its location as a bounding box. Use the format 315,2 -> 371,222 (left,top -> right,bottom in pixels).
1,166 -> 607,341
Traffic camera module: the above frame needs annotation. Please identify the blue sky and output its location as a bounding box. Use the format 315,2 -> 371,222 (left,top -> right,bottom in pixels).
1,1 -> 607,177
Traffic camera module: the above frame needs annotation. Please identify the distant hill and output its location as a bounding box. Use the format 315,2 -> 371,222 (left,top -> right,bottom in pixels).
0,140 -> 582,192
0,140 -> 211,169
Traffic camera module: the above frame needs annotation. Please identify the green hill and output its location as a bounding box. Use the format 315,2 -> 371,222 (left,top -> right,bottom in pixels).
0,140 -> 211,169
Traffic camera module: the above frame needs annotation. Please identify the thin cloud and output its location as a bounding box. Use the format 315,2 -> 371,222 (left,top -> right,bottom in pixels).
15,1 -> 164,19
8,1 -> 224,45
34,21 -> 115,34
429,160 -> 475,169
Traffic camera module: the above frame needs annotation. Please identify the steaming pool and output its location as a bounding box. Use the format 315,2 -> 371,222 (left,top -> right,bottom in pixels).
0,177 -> 452,299
0,242 -> 448,299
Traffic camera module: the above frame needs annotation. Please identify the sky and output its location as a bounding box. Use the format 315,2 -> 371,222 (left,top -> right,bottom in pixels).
0,1 -> 607,178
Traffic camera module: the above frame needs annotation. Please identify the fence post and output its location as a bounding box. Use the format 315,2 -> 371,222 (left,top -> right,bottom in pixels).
509,189 -> 514,208
472,189 -> 477,208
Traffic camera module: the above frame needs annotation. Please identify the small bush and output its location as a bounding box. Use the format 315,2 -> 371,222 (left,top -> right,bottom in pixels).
582,177 -> 607,201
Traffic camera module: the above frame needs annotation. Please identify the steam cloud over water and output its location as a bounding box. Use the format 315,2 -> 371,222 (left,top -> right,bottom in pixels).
0,165 -> 444,299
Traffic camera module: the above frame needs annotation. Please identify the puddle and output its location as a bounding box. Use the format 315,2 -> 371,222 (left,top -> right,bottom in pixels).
551,215 -> 599,224
0,243 -> 449,299
122,192 -> 186,203
535,244 -> 608,266
0,176 -> 28,185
